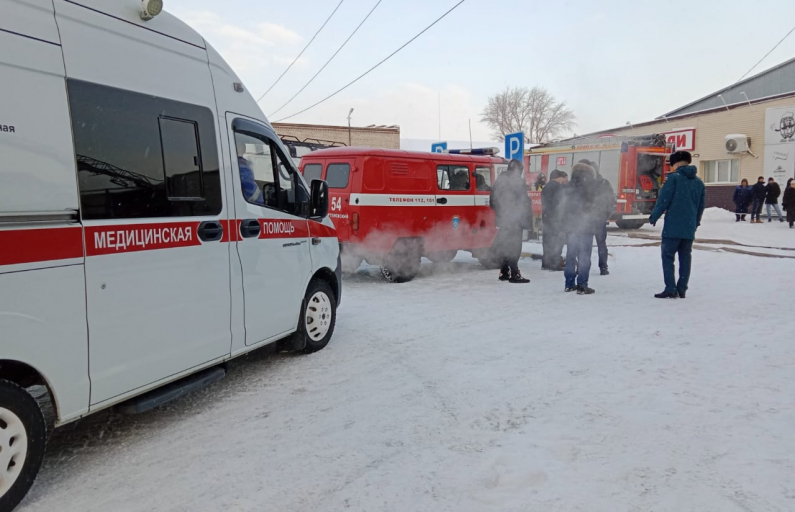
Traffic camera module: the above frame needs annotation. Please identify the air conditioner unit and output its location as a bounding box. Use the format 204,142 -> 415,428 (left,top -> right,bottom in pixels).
725,134 -> 750,153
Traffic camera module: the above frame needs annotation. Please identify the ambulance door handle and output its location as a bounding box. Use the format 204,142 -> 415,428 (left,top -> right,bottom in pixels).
197,220 -> 224,242
436,197 -> 448,204
239,219 -> 261,239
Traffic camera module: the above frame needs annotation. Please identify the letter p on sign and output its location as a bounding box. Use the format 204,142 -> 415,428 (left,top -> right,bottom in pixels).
505,132 -> 524,163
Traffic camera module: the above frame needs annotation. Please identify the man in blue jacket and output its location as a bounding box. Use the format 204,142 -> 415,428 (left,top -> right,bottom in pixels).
649,151 -> 706,299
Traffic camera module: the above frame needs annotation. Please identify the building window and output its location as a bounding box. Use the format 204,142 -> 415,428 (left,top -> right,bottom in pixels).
703,159 -> 739,184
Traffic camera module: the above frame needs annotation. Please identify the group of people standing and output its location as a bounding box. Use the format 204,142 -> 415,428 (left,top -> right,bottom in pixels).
540,160 -> 616,294
733,176 -> 795,225
490,157 -> 615,294
732,176 -> 792,224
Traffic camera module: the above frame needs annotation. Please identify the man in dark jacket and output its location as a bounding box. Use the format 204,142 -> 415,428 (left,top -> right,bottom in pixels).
541,169 -> 568,271
765,177 -> 784,222
563,162 -> 599,295
586,160 -> 616,276
649,151 -> 706,299
750,176 -> 767,223
490,159 -> 532,283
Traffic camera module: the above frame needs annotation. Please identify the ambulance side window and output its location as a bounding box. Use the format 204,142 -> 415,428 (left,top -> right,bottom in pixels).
233,126 -> 306,217
437,165 -> 471,191
68,79 -> 222,220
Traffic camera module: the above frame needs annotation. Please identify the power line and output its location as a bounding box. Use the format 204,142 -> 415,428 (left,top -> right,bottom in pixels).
736,23 -> 795,83
270,0 -> 385,118
273,0 -> 466,123
256,0 -> 345,103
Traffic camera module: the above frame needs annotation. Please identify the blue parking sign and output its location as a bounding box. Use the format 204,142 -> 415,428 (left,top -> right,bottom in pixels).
504,132 -> 524,162
431,142 -> 448,153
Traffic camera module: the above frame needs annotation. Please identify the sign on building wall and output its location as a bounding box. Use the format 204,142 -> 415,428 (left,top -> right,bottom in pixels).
765,106 -> 795,145
764,145 -> 795,182
664,128 -> 696,151
764,106 -> 795,181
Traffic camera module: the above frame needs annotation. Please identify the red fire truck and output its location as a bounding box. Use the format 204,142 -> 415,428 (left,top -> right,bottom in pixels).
300,148 -> 508,282
525,134 -> 673,229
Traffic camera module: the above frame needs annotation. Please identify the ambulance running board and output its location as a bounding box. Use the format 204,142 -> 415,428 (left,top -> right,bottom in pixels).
116,366 -> 226,415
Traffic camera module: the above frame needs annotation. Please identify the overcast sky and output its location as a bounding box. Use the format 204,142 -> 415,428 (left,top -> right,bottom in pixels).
167,0 -> 795,142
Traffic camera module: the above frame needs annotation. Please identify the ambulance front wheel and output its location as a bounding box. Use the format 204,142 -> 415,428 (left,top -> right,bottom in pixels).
292,280 -> 337,353
0,380 -> 47,512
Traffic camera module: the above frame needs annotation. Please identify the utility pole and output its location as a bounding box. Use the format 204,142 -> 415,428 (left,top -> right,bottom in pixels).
347,108 -> 354,146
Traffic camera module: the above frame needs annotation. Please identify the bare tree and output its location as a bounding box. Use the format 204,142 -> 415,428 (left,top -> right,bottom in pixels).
481,86 -> 576,143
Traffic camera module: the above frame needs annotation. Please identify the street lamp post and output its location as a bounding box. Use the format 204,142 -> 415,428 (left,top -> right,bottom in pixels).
347,108 -> 354,146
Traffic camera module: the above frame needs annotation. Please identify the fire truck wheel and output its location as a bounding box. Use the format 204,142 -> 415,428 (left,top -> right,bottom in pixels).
381,241 -> 421,283
426,250 -> 457,264
616,219 -> 646,230
0,380 -> 47,512
294,280 -> 337,353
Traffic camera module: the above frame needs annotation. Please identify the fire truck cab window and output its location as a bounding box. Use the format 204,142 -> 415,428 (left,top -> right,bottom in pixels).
234,130 -> 305,216
303,163 -> 323,183
475,167 -> 492,191
326,163 -> 350,189
438,165 -> 471,191
68,79 -> 222,219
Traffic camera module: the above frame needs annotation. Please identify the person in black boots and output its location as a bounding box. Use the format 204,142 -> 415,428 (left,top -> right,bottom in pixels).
750,176 -> 767,223
733,179 -> 752,222
649,151 -> 705,299
563,162 -> 599,295
541,169 -> 568,271
589,160 -> 616,276
783,179 -> 795,228
765,177 -> 784,222
490,159 -> 532,283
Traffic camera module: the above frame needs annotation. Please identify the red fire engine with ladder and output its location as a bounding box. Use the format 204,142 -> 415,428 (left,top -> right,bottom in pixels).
524,134 -> 674,231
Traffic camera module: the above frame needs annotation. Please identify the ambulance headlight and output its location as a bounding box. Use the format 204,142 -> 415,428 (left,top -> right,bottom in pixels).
140,0 -> 163,21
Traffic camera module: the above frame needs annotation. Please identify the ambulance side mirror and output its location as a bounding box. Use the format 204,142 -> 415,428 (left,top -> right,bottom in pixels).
310,179 -> 329,219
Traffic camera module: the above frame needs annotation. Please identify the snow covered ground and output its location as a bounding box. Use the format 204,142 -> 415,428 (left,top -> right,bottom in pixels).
19,212 -> 795,512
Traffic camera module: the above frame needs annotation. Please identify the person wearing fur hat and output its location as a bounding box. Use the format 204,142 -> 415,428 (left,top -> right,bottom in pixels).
562,162 -> 599,295
649,151 -> 706,299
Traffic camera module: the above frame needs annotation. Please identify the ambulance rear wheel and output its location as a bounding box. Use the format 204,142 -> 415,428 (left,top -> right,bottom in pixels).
0,380 -> 47,512
381,241 -> 421,283
427,250 -> 457,264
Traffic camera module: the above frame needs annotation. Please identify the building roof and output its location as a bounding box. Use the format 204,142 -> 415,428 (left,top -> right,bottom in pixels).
660,56 -> 795,118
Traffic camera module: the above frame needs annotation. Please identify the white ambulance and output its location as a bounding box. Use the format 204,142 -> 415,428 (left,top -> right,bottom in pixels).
0,1 -> 341,508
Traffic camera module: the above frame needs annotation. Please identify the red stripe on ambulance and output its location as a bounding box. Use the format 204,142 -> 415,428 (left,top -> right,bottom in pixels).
0,226 -> 84,266
85,222 -> 202,256
309,221 -> 336,239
